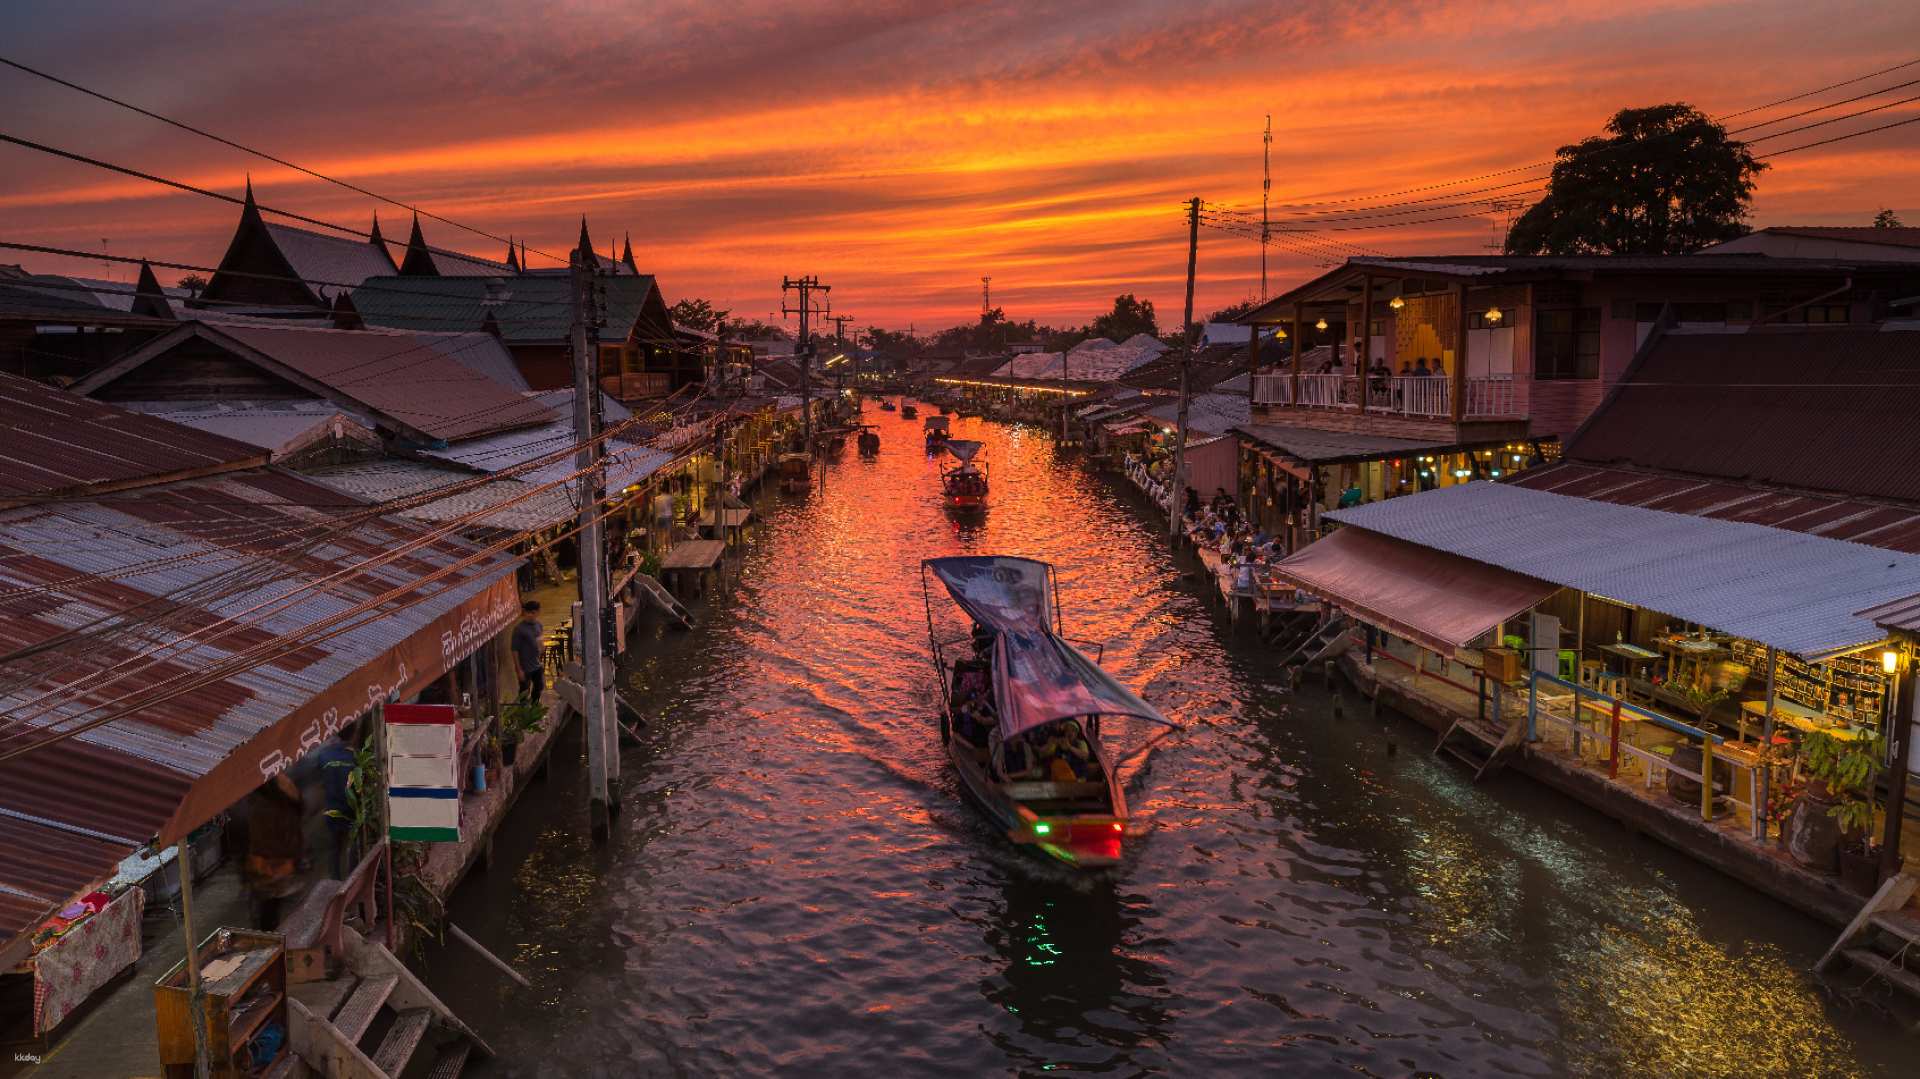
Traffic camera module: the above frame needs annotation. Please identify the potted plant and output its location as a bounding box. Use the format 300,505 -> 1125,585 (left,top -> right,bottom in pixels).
1788,729 -> 1883,881
324,738 -> 382,869
1824,731 -> 1886,894
498,699 -> 548,768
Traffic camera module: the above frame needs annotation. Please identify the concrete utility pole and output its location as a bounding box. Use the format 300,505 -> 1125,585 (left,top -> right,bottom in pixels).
571,245 -> 615,841
783,275 -> 829,446
1167,197 -> 1201,541
1262,115 -> 1272,300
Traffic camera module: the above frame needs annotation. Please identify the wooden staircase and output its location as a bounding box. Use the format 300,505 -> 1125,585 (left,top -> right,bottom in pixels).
1279,614 -> 1350,687
1433,713 -> 1525,781
627,569 -> 694,630
1816,873 -> 1920,1026
288,925 -> 492,1078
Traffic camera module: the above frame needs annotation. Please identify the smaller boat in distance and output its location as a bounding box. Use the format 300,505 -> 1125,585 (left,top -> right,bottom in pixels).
857,424 -> 881,456
778,451 -> 810,494
920,556 -> 1178,868
924,413 -> 951,454
901,402 -> 919,419
941,439 -> 988,512
879,399 -> 897,412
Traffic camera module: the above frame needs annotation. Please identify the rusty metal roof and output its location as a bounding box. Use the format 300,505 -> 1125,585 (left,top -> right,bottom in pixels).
0,466 -> 518,953
76,322 -> 554,444
0,371 -> 265,502
1564,326 -> 1920,503
1509,462 -> 1920,554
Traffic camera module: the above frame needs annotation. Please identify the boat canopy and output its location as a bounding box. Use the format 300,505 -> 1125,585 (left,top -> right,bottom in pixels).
925,556 -> 1176,739
944,439 -> 984,465
924,415 -> 951,430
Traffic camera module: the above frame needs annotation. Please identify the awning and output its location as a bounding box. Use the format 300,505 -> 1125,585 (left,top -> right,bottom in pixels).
1273,525 -> 1556,656
923,557 -> 1174,738
1104,418 -> 1152,436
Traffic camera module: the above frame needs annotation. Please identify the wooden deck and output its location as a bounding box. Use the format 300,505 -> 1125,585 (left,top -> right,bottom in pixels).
661,539 -> 727,570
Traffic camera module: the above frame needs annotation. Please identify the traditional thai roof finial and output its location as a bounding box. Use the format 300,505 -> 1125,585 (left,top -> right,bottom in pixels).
131,260 -> 176,320
369,210 -> 385,249
621,232 -> 637,273
505,235 -> 520,273
400,212 -> 438,276
576,217 -> 594,267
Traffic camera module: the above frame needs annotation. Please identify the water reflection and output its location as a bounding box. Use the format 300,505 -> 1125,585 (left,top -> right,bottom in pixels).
417,404 -> 1903,1078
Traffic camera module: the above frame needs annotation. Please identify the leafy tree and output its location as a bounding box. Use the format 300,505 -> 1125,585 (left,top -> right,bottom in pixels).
865,326 -> 923,357
1086,293 -> 1158,341
175,272 -> 208,296
1208,297 -> 1259,322
1874,208 -> 1905,229
1504,103 -> 1765,256
720,317 -> 786,341
670,297 -> 730,333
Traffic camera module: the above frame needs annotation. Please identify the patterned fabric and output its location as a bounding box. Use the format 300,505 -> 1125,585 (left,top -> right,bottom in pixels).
30,886 -> 143,1033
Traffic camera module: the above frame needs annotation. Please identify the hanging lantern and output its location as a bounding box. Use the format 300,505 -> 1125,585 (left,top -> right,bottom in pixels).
1389,296 -> 1405,310
1485,306 -> 1503,324
1314,317 -> 1329,331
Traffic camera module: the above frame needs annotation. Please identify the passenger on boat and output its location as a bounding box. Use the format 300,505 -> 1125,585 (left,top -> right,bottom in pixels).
997,730 -> 1043,781
1040,720 -> 1097,781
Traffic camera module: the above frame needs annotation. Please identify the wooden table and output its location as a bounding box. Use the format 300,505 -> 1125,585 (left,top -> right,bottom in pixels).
1739,698 -> 1869,742
1601,641 -> 1661,678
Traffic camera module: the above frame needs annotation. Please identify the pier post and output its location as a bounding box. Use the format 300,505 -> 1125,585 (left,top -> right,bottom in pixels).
1608,700 -> 1621,779
1700,738 -> 1716,821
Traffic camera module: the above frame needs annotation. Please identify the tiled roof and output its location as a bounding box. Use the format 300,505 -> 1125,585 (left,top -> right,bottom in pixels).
89,323 -> 556,443
351,274 -> 660,344
0,373 -> 264,500
262,222 -> 398,300
1563,325 -> 1920,504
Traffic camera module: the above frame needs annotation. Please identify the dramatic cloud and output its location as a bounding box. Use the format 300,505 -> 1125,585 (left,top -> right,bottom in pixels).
3,0 -> 1916,329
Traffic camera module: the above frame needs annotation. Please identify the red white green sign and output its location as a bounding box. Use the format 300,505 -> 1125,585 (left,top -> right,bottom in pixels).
386,703 -> 461,842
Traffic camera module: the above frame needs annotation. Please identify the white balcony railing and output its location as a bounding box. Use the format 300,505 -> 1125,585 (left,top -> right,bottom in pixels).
1256,371 -> 1521,419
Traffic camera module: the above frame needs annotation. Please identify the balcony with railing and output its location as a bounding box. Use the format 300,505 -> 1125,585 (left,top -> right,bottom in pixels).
1252,372 -> 1521,423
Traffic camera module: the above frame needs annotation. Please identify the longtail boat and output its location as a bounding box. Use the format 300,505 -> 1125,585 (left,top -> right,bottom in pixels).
901,402 -> 919,419
939,439 -> 988,511
920,556 -> 1177,868
923,413 -> 951,454
856,424 -> 881,456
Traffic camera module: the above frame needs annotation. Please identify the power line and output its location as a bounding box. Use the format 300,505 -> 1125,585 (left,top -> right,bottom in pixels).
0,53 -> 569,266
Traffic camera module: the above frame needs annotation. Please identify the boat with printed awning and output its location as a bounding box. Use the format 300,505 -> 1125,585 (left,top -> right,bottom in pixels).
920,556 -> 1178,868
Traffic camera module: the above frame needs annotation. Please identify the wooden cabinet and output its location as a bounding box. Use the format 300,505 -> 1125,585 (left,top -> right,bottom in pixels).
154,928 -> 290,1078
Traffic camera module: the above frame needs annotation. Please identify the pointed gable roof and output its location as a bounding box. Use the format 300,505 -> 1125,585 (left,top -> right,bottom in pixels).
131,261 -> 177,320
199,179 -> 399,308
399,214 -> 438,276
575,217 -> 595,266
505,238 -> 521,274
621,233 -> 637,273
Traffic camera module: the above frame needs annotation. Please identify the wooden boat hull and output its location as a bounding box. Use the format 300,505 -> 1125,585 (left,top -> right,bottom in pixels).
945,734 -> 1127,868
944,493 -> 987,511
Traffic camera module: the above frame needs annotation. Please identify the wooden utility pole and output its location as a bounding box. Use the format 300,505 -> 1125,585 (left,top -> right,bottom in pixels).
1167,196 -> 1201,542
571,243 -> 614,841
782,275 -> 829,446
179,836 -> 211,1079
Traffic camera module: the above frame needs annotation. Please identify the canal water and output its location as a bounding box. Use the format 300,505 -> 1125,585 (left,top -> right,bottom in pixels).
423,405 -> 1904,1078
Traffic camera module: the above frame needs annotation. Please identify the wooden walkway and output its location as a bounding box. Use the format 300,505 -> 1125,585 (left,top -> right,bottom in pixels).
661,539 -> 726,570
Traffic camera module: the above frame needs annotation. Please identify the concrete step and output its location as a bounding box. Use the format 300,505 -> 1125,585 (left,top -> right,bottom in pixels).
1839,948 -> 1920,999
426,1039 -> 474,1079
334,973 -> 398,1043
372,1008 -> 433,1077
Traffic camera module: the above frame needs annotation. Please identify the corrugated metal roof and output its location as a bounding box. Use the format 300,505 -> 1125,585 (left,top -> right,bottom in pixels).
307,459 -> 574,533
1509,462 -> 1920,553
117,400 -> 379,459
1563,325 -> 1920,504
0,372 -> 264,500
1233,422 -> 1461,464
0,468 -> 517,949
1765,226 -> 1920,250
1858,592 -> 1920,634
1329,481 -> 1920,657
1141,392 -> 1249,437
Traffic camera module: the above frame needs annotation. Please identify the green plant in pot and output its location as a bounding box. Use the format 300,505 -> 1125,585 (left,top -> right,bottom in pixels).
498,699 -> 548,768
1789,729 -> 1884,885
325,737 -> 382,867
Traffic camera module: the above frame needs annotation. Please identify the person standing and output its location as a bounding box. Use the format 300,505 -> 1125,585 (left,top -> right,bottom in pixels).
313,730 -> 358,879
512,600 -> 545,703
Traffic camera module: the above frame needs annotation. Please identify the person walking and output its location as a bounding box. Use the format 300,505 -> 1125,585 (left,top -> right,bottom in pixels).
312,730 -> 358,879
512,600 -> 546,703
242,773 -> 304,930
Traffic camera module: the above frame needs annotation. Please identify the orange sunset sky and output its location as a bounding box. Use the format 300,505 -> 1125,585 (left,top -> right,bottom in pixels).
3,1 -> 1917,331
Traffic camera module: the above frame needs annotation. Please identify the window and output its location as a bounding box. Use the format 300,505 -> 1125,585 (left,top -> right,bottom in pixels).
1535,307 -> 1601,380
1630,301 -> 1730,323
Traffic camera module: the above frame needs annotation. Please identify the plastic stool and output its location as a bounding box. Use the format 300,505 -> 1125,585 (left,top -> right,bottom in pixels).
1557,650 -> 1576,679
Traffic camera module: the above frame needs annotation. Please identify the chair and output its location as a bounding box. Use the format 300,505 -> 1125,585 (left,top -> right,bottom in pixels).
1557,650 -> 1577,680
1580,659 -> 1604,687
